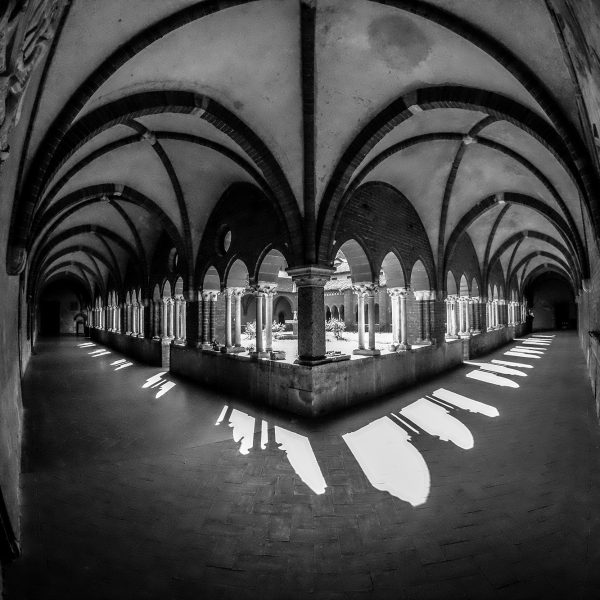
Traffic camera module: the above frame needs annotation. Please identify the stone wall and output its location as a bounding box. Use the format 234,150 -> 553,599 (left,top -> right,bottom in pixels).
466,325 -> 526,359
90,330 -> 162,367
578,236 -> 600,422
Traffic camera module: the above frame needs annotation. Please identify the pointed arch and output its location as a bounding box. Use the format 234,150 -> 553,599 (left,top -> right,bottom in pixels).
410,260 -> 431,292
202,266 -> 221,291
380,251 -> 406,288
336,239 -> 373,284
446,271 -> 458,295
225,258 -> 249,289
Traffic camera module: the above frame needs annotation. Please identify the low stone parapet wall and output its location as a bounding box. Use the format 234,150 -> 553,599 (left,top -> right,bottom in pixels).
466,324 -> 526,359
170,342 -> 464,417
88,326 -> 526,417
89,329 -> 162,366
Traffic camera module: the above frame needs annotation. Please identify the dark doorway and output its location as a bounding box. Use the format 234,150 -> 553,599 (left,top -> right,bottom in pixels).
555,302 -> 570,329
40,301 -> 60,336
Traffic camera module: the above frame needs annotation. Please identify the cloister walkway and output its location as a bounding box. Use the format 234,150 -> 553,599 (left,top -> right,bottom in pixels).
6,331 -> 600,599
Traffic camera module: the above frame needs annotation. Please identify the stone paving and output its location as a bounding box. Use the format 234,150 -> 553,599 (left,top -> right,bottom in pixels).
5,331 -> 600,599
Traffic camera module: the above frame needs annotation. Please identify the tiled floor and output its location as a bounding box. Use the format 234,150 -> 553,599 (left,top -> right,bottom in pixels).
5,331 -> 600,599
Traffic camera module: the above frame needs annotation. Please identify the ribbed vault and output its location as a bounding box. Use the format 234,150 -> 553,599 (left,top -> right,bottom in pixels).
5,0 -> 599,307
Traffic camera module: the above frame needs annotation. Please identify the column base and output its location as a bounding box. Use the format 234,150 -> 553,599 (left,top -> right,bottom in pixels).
396,343 -> 411,352
223,345 -> 246,354
415,339 -> 432,346
458,333 -> 471,339
353,348 -> 381,356
250,351 -> 271,359
201,342 -> 214,350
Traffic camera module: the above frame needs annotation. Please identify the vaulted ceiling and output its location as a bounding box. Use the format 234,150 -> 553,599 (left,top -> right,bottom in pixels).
4,0 -> 600,302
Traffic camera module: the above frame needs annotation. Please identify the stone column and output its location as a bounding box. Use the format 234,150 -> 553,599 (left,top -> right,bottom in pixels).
287,266 -> 334,365
444,297 -> 452,338
264,287 -> 276,353
366,285 -> 378,352
141,301 -> 149,338
254,288 -> 265,355
354,286 -> 366,350
116,304 -> 122,333
457,297 -> 465,336
224,288 -> 233,350
388,288 -> 402,349
161,298 -> 169,339
134,303 -> 139,335
461,297 -> 471,338
180,297 -> 186,342
201,291 -> 211,349
398,287 -> 410,351
209,292 -> 219,344
493,300 -> 499,329
234,288 -> 245,349
125,303 -> 132,335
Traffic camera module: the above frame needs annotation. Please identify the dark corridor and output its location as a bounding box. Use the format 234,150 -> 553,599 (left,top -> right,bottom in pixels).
39,301 -> 60,336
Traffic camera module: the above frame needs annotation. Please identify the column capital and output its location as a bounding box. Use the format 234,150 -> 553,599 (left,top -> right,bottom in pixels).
387,286 -> 410,298
228,286 -> 247,297
352,282 -> 379,296
286,265 -> 334,287
201,290 -> 220,301
252,283 -> 277,296
414,289 -> 435,301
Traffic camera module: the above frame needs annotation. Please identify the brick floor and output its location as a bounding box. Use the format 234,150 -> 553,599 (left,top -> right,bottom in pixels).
5,331 -> 600,599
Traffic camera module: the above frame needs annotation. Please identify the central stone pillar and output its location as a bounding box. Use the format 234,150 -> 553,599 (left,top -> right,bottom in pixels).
185,290 -> 199,348
287,266 -> 334,365
414,290 -> 432,345
233,288 -> 245,350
